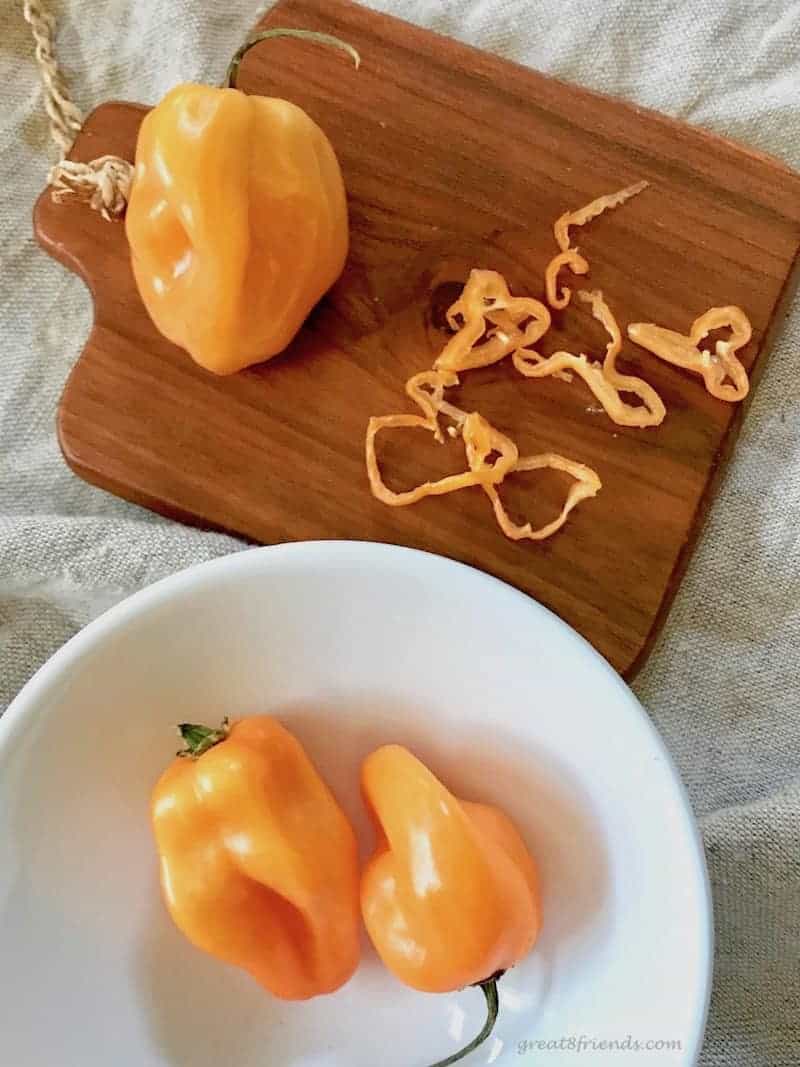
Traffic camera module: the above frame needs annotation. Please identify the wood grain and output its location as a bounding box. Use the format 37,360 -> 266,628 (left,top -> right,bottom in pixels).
34,0 -> 800,676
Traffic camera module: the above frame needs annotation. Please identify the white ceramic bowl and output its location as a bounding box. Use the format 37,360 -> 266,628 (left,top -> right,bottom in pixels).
0,542 -> 711,1066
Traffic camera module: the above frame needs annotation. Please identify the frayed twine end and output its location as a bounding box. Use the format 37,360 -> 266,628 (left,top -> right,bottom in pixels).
48,155 -> 134,221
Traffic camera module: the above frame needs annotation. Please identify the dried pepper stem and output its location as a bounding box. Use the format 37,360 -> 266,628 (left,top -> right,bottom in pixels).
225,28 -> 360,90
427,974 -> 502,1067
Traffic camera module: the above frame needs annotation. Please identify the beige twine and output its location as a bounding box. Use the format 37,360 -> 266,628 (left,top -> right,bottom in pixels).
23,0 -> 133,220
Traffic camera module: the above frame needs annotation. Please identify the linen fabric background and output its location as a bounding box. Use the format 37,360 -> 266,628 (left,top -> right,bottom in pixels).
1,1 -> 798,1063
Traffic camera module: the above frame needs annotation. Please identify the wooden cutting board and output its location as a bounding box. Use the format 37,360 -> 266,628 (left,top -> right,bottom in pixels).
34,0 -> 800,677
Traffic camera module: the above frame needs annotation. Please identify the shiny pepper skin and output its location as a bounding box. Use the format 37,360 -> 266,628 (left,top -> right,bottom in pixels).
125,84 -> 349,374
151,716 -> 360,999
360,745 -> 541,993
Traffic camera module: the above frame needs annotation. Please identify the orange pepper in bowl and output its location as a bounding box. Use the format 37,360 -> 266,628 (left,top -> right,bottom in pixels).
151,715 -> 361,1000
360,744 -> 541,1065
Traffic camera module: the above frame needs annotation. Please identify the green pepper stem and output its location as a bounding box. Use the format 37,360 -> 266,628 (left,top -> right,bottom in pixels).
426,974 -> 502,1067
224,28 -> 360,90
176,718 -> 230,759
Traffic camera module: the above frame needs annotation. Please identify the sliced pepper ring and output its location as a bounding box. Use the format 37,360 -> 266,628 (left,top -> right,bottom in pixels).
405,369 -> 460,442
513,290 -> 666,429
366,369 -> 599,541
553,179 -> 649,254
513,350 -> 665,429
435,269 -> 551,373
544,248 -> 590,310
365,371 -> 518,508
581,289 -> 666,426
459,407 -> 601,541
627,305 -> 752,402
545,181 -> 648,313
478,452 -> 602,542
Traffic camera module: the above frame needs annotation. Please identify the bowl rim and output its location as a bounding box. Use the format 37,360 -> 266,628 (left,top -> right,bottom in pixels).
0,539 -> 713,1063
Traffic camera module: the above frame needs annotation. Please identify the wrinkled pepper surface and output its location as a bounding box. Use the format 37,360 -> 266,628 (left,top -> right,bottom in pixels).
125,32 -> 352,375
361,745 -> 541,993
151,716 -> 360,999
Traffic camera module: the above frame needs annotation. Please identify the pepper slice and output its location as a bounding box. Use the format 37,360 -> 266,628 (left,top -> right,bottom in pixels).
434,269 -> 551,373
544,247 -> 589,310
366,368 -> 600,540
628,306 -> 752,401
365,370 -> 519,507
478,452 -> 602,542
545,180 -> 648,309
554,179 -> 649,254
514,289 -> 666,428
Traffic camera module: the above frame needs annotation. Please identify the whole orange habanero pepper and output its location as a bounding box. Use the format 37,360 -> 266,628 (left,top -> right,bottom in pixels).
361,745 -> 541,1066
125,30 -> 359,375
151,716 -> 360,1000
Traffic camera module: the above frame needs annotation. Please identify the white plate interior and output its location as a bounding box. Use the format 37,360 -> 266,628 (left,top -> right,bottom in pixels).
0,542 -> 711,1066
